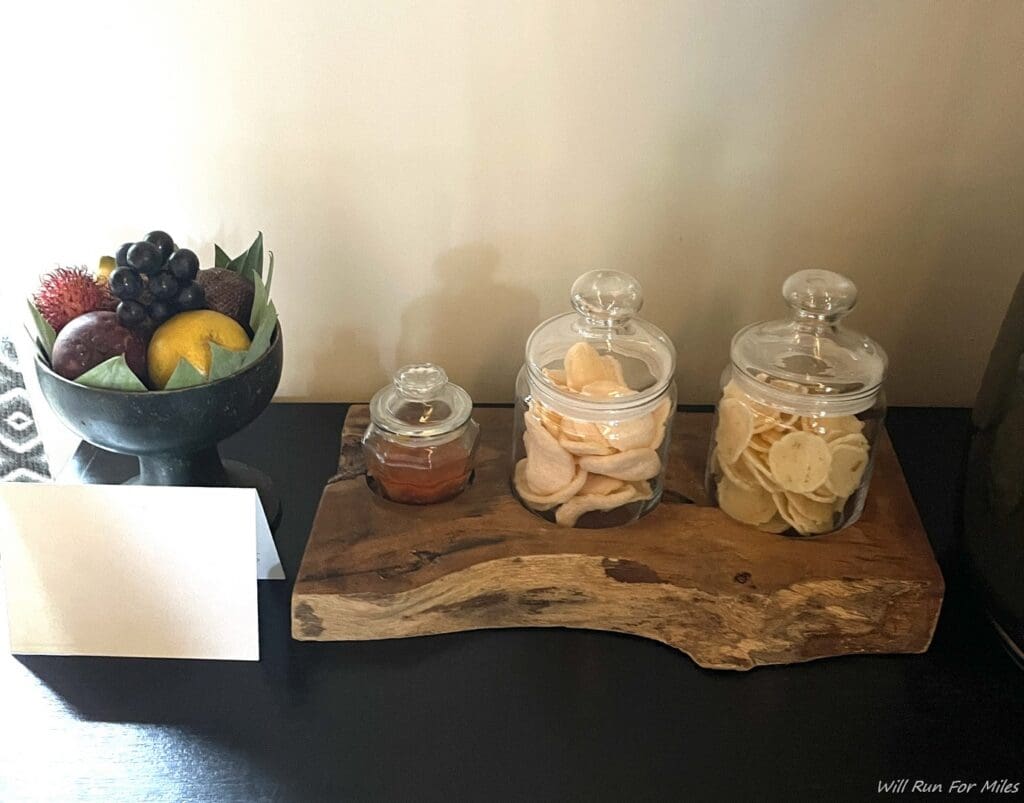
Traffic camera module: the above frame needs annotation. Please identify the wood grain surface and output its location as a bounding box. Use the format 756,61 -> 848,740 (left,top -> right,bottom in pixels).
292,407 -> 944,670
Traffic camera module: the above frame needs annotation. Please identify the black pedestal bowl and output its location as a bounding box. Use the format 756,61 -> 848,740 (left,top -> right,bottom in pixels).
35,327 -> 284,529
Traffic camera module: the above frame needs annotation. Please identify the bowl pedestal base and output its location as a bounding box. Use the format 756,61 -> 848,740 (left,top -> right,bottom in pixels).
127,448 -> 281,530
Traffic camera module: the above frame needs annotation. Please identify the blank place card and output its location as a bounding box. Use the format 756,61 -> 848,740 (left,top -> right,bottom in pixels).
0,483 -> 283,661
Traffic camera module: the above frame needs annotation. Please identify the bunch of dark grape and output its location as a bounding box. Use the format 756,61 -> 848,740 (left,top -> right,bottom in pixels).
108,231 -> 206,332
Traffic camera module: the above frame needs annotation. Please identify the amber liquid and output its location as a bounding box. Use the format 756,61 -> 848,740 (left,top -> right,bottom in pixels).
365,438 -> 474,505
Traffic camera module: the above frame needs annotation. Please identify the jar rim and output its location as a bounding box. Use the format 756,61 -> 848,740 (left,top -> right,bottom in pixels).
728,364 -> 883,416
525,362 -> 674,420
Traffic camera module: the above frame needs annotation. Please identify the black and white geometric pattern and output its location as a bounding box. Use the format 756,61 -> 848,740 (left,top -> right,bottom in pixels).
1,337 -> 50,482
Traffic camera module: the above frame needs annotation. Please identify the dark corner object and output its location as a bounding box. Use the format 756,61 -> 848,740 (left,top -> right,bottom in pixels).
966,271 -> 1024,666
33,326 -> 284,528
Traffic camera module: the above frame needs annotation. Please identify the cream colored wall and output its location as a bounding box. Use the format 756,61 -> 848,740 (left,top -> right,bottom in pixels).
4,0 -> 1023,407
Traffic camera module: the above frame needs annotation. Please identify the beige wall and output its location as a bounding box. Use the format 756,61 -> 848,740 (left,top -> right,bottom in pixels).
4,0 -> 1023,406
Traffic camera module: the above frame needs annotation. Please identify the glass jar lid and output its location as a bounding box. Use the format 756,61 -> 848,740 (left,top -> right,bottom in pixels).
525,270 -> 676,418
730,269 -> 887,416
369,363 -> 473,438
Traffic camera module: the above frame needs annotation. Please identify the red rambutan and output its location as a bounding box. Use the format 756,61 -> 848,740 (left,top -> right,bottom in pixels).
33,266 -> 117,332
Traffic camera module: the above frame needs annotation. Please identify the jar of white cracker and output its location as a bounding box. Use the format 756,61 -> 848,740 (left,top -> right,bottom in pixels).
511,270 -> 677,528
707,269 -> 887,536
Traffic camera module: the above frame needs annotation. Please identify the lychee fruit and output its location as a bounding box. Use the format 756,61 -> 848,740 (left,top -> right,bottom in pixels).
33,266 -> 117,332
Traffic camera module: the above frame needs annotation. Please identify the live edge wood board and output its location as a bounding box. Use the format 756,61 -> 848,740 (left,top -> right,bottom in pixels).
292,406 -> 944,671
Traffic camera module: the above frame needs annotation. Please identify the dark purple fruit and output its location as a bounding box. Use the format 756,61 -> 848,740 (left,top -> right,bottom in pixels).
116,299 -> 147,328
115,242 -> 133,267
150,271 -> 179,300
148,300 -> 175,323
175,282 -> 206,311
166,248 -> 199,282
109,266 -> 143,300
144,230 -> 175,263
127,241 -> 162,274
51,310 -> 147,384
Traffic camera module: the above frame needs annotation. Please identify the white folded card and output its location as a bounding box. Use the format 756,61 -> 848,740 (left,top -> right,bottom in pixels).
0,483 -> 284,661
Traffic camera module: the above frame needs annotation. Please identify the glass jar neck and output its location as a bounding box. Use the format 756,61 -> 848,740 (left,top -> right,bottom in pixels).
525,363 -> 672,421
365,420 -> 470,447
729,367 -> 882,417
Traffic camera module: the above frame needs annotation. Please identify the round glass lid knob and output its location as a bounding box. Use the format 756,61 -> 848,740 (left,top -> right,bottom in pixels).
782,269 -> 858,318
394,363 -> 449,400
570,270 -> 643,326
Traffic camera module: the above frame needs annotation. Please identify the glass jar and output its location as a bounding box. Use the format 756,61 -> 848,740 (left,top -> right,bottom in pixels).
362,363 -> 479,504
511,270 -> 677,528
707,270 -> 887,536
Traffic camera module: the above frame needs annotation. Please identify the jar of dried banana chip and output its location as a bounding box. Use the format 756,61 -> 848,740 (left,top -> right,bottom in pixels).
511,270 -> 677,528
707,269 -> 887,536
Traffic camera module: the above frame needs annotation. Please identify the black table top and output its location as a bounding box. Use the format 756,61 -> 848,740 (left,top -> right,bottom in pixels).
2,404 -> 1021,802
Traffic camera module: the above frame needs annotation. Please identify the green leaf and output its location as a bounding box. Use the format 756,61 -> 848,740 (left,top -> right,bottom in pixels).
249,271 -> 269,332
75,355 -> 147,392
207,341 -> 247,381
243,301 -> 278,367
23,324 -> 51,363
215,244 -> 232,268
264,250 -> 274,296
225,231 -> 263,280
163,357 -> 207,390
27,299 -> 56,358
245,231 -> 264,279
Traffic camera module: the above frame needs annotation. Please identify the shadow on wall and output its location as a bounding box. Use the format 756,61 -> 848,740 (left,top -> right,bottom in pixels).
305,327 -> 386,402
396,244 -> 540,401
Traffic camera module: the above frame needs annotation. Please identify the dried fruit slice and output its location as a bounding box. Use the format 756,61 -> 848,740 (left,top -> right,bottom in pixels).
757,514 -> 791,534
828,432 -> 870,450
715,398 -> 753,464
826,444 -> 869,498
741,449 -> 782,493
558,435 -> 614,456
598,414 -> 656,452
532,403 -> 563,439
649,396 -> 673,449
719,447 -> 760,491
560,416 -> 607,444
580,380 -> 637,399
772,492 -> 801,532
523,413 -> 576,494
513,460 -> 589,510
803,484 -> 839,504
821,415 -> 864,437
786,492 -> 836,529
555,484 -> 644,527
747,429 -> 784,453
631,480 -> 654,501
579,474 -> 626,495
543,368 -> 568,388
602,354 -> 627,386
774,491 -> 833,535
565,342 -> 617,390
768,431 -> 832,493
577,448 -> 661,482
722,380 -> 744,400
718,475 -> 776,525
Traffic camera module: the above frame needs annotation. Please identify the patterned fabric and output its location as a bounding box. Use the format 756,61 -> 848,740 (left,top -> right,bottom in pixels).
0,337 -> 50,482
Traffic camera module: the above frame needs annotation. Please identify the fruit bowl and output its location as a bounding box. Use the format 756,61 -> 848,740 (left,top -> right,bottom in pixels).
35,325 -> 284,527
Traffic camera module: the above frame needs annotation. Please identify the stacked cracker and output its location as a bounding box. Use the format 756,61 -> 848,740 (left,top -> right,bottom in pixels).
514,343 -> 672,527
711,380 -> 871,535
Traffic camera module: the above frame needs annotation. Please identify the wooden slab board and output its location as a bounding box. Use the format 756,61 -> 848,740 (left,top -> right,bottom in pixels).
292,407 -> 944,670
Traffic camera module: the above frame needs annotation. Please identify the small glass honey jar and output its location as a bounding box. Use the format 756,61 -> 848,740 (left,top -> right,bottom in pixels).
362,363 -> 479,504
